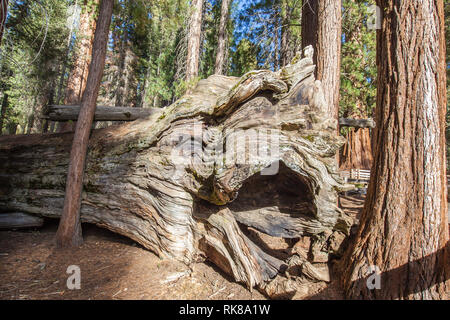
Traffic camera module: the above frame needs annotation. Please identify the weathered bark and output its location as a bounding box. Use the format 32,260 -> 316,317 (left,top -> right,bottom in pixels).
280,0 -> 292,67
338,118 -> 375,129
340,115 -> 375,170
339,127 -> 373,170
0,212 -> 44,229
58,0 -> 99,133
41,85 -> 56,134
43,105 -> 160,122
186,0 -> 204,81
301,0 -> 341,120
214,0 -> 231,75
0,0 -> 8,44
273,10 -> 280,71
44,106 -> 374,127
301,0 -> 318,68
342,0 -> 449,299
0,48 -> 352,293
56,0 -> 113,248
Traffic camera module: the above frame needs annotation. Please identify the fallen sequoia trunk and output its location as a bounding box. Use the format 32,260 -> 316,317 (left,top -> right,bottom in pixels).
0,212 -> 44,229
42,105 -> 161,122
0,48 -> 353,295
43,105 -> 375,130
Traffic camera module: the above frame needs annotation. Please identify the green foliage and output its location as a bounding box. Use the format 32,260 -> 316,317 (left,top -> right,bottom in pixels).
199,0 -> 221,78
0,0 -> 71,133
229,38 -> 258,76
230,0 -> 301,73
135,0 -> 189,105
1,0 -> 444,154
339,0 -> 376,120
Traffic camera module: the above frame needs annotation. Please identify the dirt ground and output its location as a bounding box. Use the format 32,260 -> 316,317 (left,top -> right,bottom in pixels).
0,195 -> 365,300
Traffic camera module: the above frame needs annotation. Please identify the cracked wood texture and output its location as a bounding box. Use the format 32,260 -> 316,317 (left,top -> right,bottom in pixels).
0,48 -> 352,292
342,0 -> 449,299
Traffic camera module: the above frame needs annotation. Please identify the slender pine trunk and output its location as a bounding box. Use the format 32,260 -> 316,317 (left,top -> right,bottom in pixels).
214,0 -> 230,75
56,0 -> 113,248
186,0 -> 204,82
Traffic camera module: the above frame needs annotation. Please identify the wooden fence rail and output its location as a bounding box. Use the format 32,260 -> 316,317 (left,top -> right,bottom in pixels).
340,169 -> 450,187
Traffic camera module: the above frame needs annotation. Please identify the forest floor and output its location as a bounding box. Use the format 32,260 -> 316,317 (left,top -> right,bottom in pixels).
0,195 -> 366,300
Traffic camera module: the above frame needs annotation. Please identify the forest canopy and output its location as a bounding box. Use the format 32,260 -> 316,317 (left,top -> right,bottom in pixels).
0,0 -> 380,133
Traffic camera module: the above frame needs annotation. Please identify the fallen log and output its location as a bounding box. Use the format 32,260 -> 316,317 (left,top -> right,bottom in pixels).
0,47 -> 353,295
338,117 -> 375,129
42,105 -> 161,122
0,212 -> 44,229
43,106 -> 374,130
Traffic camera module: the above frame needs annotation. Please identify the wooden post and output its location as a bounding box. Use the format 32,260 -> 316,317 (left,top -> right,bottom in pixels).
56,0 -> 114,248
42,105 -> 160,122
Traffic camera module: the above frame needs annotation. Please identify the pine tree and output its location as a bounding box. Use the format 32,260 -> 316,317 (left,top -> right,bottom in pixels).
56,0 -> 113,248
214,0 -> 231,75
186,0 -> 204,82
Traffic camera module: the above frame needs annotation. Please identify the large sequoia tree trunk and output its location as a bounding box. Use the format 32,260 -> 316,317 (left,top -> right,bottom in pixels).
341,0 -> 449,299
340,127 -> 373,170
0,48 -> 352,294
301,0 -> 341,120
58,0 -> 99,133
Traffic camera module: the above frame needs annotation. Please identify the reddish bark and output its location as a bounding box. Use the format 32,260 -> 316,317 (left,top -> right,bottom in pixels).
340,127 -> 373,170
301,0 -> 341,120
342,0 -> 449,299
56,0 -> 113,248
59,0 -> 99,132
280,0 -> 292,67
